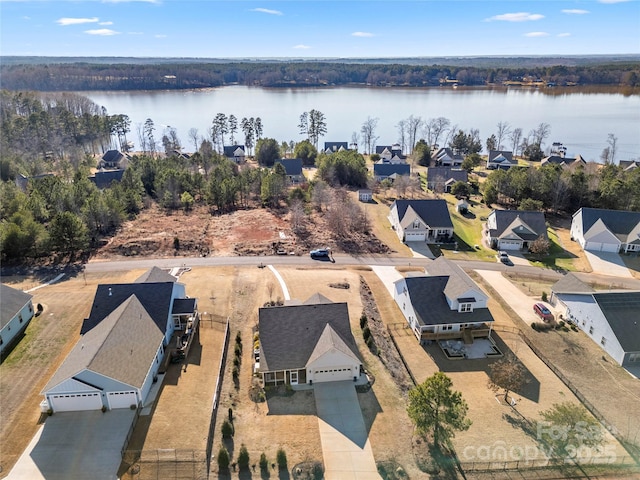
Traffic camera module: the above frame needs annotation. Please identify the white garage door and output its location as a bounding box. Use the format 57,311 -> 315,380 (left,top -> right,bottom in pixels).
600,243 -> 619,253
405,233 -> 425,242
312,367 -> 353,383
498,240 -> 521,250
107,391 -> 138,409
587,242 -> 618,253
49,392 -> 102,412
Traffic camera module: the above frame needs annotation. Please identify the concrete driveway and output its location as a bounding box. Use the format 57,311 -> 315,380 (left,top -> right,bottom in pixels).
584,251 -> 633,278
7,409 -> 135,480
314,382 -> 380,480
405,242 -> 435,259
475,270 -> 558,325
370,265 -> 405,297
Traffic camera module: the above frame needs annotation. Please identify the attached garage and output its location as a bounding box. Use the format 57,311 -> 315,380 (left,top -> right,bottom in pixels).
498,240 -> 522,250
49,392 -> 102,412
107,391 -> 138,409
586,241 -> 619,253
405,232 -> 425,242
311,366 -> 354,383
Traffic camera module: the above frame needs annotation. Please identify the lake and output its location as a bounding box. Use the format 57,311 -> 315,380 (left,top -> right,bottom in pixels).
83,86 -> 640,162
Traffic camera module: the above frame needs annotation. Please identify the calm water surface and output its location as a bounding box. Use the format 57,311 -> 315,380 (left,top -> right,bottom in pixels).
84,86 -> 640,161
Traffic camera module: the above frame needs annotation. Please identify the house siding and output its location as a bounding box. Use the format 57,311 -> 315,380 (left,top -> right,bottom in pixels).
1,300 -> 34,356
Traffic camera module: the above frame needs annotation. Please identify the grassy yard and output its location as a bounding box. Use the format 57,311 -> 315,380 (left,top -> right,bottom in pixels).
439,194 -> 496,262
524,226 -> 578,272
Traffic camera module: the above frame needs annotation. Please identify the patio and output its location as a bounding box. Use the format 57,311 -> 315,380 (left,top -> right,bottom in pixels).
439,338 -> 502,360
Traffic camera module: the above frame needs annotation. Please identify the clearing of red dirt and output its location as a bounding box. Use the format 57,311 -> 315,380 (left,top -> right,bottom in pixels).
93,202 -> 390,260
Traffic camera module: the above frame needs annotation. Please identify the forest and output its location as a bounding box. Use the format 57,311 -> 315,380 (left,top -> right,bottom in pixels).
1,59 -> 639,91
1,90 -> 639,265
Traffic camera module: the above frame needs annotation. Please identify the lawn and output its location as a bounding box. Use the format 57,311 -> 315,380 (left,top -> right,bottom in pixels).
439,194 -> 496,262
524,227 -> 578,272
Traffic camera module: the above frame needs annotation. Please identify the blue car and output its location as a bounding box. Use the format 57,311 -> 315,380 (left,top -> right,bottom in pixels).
310,248 -> 330,259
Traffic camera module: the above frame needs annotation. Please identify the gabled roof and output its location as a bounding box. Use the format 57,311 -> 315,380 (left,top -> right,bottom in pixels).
303,293 -> 334,305
426,167 -> 468,185
89,169 -> 125,189
488,210 -> 547,241
392,199 -> 453,229
81,282 -> 174,335
575,208 -> 640,243
43,295 -> 164,393
324,142 -> 348,153
435,147 -> 464,162
223,145 -> 245,157
402,276 -> 494,327
306,324 -> 361,365
258,302 -> 359,372
374,163 -> 410,177
426,256 -> 487,303
551,273 -> 595,295
275,158 -> 303,176
135,266 -> 177,284
593,292 -> 640,352
619,160 -> 640,171
1,284 -> 33,329
488,150 -> 514,163
102,150 -> 124,163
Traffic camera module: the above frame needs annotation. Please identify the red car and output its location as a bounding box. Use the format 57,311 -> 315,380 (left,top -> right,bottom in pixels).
533,303 -> 554,322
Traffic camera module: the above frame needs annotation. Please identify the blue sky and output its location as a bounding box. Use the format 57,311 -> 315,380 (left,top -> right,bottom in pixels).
1,0 -> 639,58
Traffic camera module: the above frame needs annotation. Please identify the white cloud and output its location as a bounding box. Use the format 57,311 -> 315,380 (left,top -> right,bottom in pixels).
84,28 -> 119,36
557,33 -> 571,37
57,17 -> 99,26
352,31 -> 374,37
155,34 -> 167,38
99,21 -> 114,25
562,9 -> 589,15
293,44 -> 311,49
524,31 -> 550,37
486,12 -> 544,22
250,8 -> 283,16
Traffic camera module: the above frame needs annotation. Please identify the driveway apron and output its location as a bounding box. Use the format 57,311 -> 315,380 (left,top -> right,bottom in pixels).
314,381 -> 380,479
584,251 -> 633,278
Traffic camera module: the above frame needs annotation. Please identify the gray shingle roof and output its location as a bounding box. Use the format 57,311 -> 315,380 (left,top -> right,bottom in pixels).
593,292 -> 640,352
90,169 -> 125,189
43,295 -> 164,392
488,150 -> 514,163
81,282 -> 174,335
551,273 -> 595,294
1,284 -> 33,329
172,298 -> 197,315
223,145 -> 245,157
404,276 -> 494,327
577,208 -> 640,242
275,159 -> 303,176
374,163 -> 410,177
258,302 -> 360,372
306,324 -> 361,365
488,210 -> 547,241
135,266 -> 177,284
393,199 -> 454,229
426,256 -> 487,303
426,167 -> 468,185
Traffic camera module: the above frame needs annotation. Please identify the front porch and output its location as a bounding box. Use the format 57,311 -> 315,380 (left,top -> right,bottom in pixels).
262,368 -> 307,387
418,325 -> 492,343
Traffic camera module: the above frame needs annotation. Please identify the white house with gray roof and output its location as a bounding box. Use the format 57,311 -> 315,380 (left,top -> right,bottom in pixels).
42,296 -> 165,412
393,257 -> 494,343
551,276 -> 640,371
388,199 -> 454,243
1,284 -> 34,358
258,294 -> 362,386
485,210 -> 548,251
41,267 -> 198,412
571,207 -> 640,253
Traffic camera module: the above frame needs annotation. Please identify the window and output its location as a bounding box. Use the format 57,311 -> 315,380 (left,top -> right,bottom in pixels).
19,314 -> 23,323
413,220 -> 420,228
629,353 -> 640,363
589,326 -> 594,335
459,303 -> 472,313
601,337 -> 607,346
441,325 -> 453,331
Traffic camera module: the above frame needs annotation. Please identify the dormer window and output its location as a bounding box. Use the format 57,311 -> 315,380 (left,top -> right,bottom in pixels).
459,303 -> 473,313
413,220 -> 420,228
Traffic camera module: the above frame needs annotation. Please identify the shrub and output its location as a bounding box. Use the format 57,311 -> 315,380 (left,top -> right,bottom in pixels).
276,448 -> 287,469
259,452 -> 268,471
232,366 -> 240,382
233,356 -> 240,368
234,343 -> 242,357
228,407 -> 233,422
237,444 -> 250,470
217,446 -> 230,470
253,332 -> 260,342
541,291 -> 548,302
363,326 -> 371,341
360,313 -> 368,329
173,236 -> 180,250
235,331 -> 242,345
221,419 -> 234,438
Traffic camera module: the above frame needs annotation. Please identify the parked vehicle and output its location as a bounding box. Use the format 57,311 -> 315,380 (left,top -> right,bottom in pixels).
496,251 -> 513,266
310,248 -> 330,259
533,303 -> 554,322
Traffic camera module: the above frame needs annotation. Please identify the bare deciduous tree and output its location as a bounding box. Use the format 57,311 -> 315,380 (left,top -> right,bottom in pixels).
360,116 -> 379,154
495,121 -> 512,150
487,354 -> 528,403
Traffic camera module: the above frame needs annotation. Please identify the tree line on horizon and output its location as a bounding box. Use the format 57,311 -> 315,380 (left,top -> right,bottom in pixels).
1,60 -> 638,91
